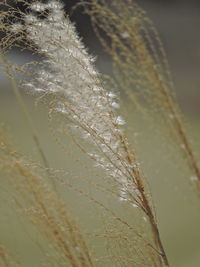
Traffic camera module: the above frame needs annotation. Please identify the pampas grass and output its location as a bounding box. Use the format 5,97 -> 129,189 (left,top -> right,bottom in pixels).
0,0 -> 199,266
0,130 -> 94,266
80,0 -> 200,196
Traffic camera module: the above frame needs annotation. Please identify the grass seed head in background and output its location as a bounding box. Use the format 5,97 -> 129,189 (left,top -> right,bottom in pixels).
0,130 -> 94,267
81,0 -> 200,195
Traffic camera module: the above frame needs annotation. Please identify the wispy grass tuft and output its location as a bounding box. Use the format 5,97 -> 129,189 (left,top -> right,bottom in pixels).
2,0 -> 199,266
80,0 -> 200,196
0,129 -> 94,267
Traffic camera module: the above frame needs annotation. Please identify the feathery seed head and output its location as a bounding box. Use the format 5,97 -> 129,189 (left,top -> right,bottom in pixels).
6,0 -> 141,203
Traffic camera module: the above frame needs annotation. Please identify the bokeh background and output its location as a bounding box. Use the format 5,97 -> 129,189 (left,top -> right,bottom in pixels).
0,0 -> 200,266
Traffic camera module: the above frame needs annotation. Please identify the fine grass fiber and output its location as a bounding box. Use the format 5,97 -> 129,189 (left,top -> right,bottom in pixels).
0,0 -> 200,267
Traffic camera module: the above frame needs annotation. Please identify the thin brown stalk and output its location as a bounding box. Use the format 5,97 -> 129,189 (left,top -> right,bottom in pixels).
119,134 -> 169,266
0,134 -> 94,267
81,0 -> 200,196
0,1 -> 170,265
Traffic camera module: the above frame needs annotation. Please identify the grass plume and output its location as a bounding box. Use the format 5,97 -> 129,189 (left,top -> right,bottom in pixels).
2,0 -> 199,266
80,0 -> 200,196
0,129 -> 94,267
0,0 -> 171,265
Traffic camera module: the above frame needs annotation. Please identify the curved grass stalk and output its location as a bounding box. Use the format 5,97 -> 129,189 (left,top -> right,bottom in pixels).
0,133 -> 94,267
81,0 -> 200,196
0,0 -> 170,265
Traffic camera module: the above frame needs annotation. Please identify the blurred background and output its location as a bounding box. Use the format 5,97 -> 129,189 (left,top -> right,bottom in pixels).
0,0 -> 200,266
